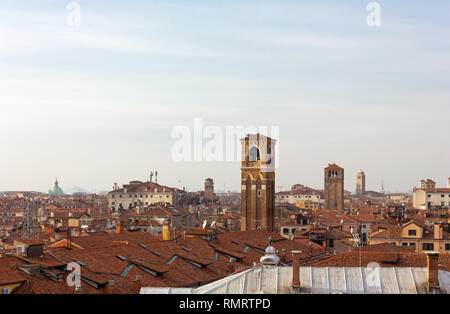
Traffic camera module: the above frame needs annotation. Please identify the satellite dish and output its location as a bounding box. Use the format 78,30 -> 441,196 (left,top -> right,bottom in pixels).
202,220 -> 207,229
210,221 -> 216,228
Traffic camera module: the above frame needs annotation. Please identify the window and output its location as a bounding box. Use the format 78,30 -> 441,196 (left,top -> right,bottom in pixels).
408,230 -> 416,236
410,242 -> 416,247
257,190 -> 262,197
1,287 -> 11,294
422,243 -> 434,251
248,146 -> 261,162
282,228 -> 289,234
402,242 -> 408,247
445,243 -> 450,251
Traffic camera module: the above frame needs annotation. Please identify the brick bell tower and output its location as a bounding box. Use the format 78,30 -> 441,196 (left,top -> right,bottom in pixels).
240,134 -> 276,231
324,163 -> 344,210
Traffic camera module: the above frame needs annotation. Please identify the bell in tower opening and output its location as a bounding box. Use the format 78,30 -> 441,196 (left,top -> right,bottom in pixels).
240,134 -> 276,232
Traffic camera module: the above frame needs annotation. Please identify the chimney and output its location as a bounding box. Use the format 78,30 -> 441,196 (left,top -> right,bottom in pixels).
162,219 -> 171,241
116,221 -> 123,234
448,178 -> 450,189
106,280 -> 115,294
133,275 -> 142,294
74,285 -> 82,294
228,258 -> 236,272
426,252 -> 440,291
291,251 -> 302,292
434,224 -> 443,240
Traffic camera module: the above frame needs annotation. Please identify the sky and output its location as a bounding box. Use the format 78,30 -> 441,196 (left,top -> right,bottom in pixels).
0,0 -> 449,194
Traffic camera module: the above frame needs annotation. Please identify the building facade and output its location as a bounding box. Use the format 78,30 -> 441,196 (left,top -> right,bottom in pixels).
108,180 -> 177,212
241,134 -> 276,231
275,184 -> 322,205
413,178 -> 450,210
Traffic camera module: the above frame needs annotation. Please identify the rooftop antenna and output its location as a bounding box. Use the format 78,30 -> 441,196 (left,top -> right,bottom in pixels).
155,171 -> 158,184
149,172 -> 154,183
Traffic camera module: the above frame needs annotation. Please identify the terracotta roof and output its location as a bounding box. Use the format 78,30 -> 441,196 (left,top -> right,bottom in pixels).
312,251 -> 450,271
419,188 -> 450,193
355,242 -> 415,253
325,163 -> 343,170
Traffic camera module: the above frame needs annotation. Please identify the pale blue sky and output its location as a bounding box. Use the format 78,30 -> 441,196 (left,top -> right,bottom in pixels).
0,0 -> 449,193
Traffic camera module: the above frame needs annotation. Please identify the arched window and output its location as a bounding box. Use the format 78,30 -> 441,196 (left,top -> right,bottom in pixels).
249,146 -> 260,162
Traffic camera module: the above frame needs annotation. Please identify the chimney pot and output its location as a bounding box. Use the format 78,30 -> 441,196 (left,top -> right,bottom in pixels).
133,276 -> 142,294
116,221 -> 123,234
162,219 -> 171,241
106,279 -> 115,294
74,285 -> 82,294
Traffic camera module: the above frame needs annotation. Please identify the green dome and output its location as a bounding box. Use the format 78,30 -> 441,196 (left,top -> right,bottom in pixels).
49,178 -> 64,195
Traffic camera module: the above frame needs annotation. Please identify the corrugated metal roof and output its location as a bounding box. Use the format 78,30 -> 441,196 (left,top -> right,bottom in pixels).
140,266 -> 450,294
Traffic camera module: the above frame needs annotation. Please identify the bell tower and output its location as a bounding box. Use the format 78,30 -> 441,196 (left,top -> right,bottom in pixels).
240,134 -> 276,231
324,163 -> 344,210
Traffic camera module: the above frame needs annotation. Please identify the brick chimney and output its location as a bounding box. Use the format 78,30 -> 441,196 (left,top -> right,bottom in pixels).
133,275 -> 142,294
426,252 -> 440,291
106,280 -> 115,294
434,224 -> 443,240
291,250 -> 302,291
74,285 -> 82,294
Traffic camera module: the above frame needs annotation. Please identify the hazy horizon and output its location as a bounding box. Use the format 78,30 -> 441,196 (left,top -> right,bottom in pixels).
1,1 -> 449,194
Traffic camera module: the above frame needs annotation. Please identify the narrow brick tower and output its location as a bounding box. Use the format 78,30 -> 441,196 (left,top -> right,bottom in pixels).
240,134 -> 276,231
356,170 -> 366,196
324,163 -> 344,210
204,178 -> 214,203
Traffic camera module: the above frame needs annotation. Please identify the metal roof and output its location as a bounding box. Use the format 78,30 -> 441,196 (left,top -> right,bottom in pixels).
141,266 -> 450,294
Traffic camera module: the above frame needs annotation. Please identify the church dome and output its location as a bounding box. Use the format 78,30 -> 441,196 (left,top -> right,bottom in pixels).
49,178 -> 64,195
